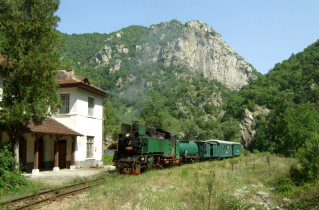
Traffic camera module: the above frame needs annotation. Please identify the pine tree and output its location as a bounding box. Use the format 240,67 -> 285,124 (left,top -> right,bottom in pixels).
0,0 -> 61,164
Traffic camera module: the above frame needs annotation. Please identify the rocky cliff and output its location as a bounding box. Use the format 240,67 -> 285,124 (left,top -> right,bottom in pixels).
89,20 -> 257,90
240,106 -> 270,148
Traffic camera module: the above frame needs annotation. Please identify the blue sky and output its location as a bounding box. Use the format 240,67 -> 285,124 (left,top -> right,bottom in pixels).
56,0 -> 319,74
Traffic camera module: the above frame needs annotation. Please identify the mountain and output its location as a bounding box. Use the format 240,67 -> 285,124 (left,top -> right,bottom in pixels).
83,20 -> 258,90
59,19 -> 259,141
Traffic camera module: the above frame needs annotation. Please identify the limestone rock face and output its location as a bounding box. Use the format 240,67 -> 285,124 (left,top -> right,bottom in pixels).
89,20 -> 257,90
138,20 -> 257,90
240,106 -> 270,148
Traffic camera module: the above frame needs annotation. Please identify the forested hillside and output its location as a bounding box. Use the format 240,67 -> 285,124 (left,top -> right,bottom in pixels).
59,20 -> 255,142
225,39 -> 319,155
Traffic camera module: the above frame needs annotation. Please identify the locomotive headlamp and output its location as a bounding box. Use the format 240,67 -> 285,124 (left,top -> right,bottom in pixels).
140,157 -> 145,161
125,133 -> 130,138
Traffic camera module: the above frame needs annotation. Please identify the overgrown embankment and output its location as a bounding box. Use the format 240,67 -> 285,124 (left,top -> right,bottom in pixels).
53,153 -> 319,209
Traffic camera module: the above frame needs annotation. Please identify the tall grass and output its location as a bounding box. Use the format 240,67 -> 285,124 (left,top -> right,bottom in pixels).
103,154 -> 114,165
65,153 -> 316,209
6,153 -> 317,209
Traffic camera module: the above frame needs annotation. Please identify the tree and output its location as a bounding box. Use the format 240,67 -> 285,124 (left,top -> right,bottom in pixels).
0,0 -> 61,164
291,133 -> 319,184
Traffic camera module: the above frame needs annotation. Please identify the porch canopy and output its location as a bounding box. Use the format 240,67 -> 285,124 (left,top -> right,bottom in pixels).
22,118 -> 83,173
23,118 -> 82,136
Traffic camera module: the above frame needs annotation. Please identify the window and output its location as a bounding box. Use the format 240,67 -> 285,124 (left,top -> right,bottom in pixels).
59,94 -> 70,114
88,97 -> 94,116
86,136 -> 94,158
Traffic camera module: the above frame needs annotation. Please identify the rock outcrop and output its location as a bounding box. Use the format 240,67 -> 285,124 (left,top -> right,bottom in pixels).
240,106 -> 270,148
89,20 -> 258,90
139,20 -> 257,90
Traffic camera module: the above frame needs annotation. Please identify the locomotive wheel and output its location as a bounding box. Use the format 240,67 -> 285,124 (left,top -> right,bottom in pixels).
118,163 -> 132,173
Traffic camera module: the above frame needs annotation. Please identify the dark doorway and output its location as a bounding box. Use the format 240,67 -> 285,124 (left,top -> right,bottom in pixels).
19,138 -> 27,169
34,138 -> 44,169
38,138 -> 44,169
58,140 -> 67,168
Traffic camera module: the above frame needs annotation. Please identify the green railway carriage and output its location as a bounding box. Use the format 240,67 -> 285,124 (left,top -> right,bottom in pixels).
196,141 -> 210,159
196,141 -> 219,159
232,142 -> 241,156
207,141 -> 219,158
206,140 -> 234,158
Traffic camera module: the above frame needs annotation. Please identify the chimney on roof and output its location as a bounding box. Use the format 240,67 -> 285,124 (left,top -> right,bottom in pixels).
66,69 -> 74,75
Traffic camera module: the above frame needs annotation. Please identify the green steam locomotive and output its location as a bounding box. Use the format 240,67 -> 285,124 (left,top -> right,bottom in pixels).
112,122 -> 241,173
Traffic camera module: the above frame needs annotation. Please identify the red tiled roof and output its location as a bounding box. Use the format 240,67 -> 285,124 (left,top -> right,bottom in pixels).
23,118 -> 83,136
57,70 -> 112,98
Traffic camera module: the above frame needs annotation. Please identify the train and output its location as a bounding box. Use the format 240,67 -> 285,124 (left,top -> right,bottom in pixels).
112,121 -> 241,173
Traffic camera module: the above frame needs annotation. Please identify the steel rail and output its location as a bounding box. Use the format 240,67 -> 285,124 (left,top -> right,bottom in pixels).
1,177 -> 105,209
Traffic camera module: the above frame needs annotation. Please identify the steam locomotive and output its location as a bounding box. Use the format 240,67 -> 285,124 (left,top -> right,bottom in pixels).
112,121 -> 241,173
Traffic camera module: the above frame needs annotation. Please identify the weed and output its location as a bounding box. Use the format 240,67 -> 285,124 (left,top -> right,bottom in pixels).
207,171 -> 215,209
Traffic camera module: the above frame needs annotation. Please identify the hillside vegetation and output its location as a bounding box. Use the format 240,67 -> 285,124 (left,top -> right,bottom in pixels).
59,21 -> 243,142
226,40 -> 319,153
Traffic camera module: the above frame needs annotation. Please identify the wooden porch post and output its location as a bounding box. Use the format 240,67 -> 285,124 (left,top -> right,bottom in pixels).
70,136 -> 76,170
53,136 -> 59,172
32,136 -> 39,175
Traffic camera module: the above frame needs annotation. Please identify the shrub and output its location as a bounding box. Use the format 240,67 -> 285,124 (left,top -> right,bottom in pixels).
252,149 -> 259,154
275,177 -> 296,196
290,134 -> 319,184
242,150 -> 248,156
0,143 -> 29,196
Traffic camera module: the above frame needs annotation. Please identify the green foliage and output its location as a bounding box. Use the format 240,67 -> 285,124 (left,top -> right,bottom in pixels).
221,119 -> 241,142
0,0 -> 61,133
225,39 -> 319,155
268,102 -> 319,156
104,101 -> 122,140
275,177 -> 297,197
0,143 -> 29,196
103,154 -> 114,165
290,134 -> 319,184
249,114 -> 272,152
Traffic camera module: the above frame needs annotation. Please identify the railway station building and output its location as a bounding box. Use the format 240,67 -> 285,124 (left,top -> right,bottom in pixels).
0,69 -> 112,174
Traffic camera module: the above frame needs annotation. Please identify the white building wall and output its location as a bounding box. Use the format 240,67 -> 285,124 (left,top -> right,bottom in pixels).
53,87 -> 104,167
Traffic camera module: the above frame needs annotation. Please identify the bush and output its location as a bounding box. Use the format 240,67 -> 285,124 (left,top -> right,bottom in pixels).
290,134 -> 319,184
275,177 -> 297,196
243,150 -> 250,156
0,143 -> 29,196
252,149 -> 260,154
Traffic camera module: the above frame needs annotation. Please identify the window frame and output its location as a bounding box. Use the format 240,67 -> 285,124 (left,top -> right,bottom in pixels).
86,136 -> 94,158
59,94 -> 70,114
88,96 -> 94,116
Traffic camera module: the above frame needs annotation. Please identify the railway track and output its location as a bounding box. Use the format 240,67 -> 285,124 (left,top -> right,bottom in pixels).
0,177 -> 105,209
